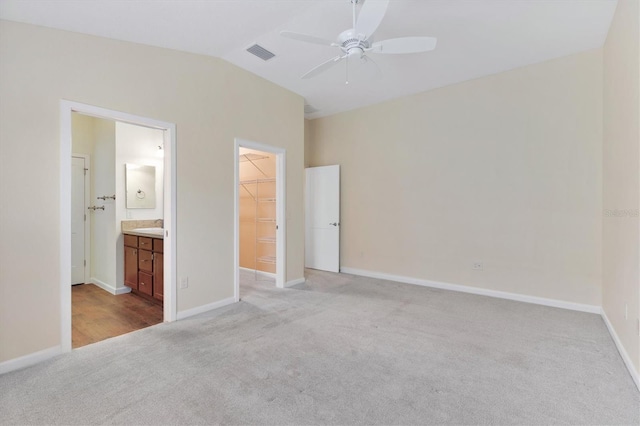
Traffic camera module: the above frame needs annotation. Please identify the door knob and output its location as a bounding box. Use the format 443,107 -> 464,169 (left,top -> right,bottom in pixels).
329,222 -> 340,226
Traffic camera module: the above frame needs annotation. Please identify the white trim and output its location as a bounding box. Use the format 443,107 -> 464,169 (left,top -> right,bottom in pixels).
239,267 -> 276,279
60,104 -> 72,353
0,346 -> 62,375
176,297 -> 236,320
340,267 -> 601,314
60,100 -> 178,355
87,278 -> 131,295
72,153 -> 91,285
601,310 -> 640,391
234,138 -> 287,304
284,277 -> 306,288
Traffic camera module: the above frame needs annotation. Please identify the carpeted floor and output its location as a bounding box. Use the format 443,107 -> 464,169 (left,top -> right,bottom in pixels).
1,269 -> 638,425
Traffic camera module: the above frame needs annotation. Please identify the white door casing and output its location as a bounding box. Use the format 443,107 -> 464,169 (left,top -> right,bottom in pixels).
234,138 -> 286,301
71,156 -> 87,285
61,100 -> 177,354
305,165 -> 340,273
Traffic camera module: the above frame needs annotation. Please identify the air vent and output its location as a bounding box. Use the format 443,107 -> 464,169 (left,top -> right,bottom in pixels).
246,44 -> 275,61
304,104 -> 320,114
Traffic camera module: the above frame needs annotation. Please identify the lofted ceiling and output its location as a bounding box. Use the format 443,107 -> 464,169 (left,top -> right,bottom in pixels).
0,0 -> 617,118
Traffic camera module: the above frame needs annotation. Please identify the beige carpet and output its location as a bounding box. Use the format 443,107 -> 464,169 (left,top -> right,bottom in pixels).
0,269 -> 638,425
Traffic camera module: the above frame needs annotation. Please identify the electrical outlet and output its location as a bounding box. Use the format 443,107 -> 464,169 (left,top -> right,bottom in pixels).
179,277 -> 188,289
472,262 -> 483,271
126,210 -> 132,219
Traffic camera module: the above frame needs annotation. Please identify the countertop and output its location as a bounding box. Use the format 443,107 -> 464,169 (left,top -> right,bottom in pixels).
122,229 -> 164,239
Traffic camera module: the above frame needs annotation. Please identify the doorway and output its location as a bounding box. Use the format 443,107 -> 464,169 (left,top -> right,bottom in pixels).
234,139 -> 286,301
60,101 -> 177,353
70,114 -> 167,348
305,165 -> 341,273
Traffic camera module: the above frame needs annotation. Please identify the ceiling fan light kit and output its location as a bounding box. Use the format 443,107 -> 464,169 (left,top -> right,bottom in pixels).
280,0 -> 437,82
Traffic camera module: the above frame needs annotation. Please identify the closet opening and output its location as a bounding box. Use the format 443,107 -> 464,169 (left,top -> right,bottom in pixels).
234,139 -> 286,301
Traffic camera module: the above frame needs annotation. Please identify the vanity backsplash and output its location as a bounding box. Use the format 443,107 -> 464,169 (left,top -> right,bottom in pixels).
121,219 -> 163,232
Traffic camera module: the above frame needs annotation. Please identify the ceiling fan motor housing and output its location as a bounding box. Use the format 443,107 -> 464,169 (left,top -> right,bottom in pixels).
339,29 -> 371,57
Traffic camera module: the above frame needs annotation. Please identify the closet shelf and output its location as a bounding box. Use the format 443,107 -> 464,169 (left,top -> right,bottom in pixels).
239,178 -> 276,185
257,256 -> 276,265
239,153 -> 276,276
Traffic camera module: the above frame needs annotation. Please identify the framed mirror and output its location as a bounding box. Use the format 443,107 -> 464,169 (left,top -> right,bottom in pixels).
125,164 -> 156,209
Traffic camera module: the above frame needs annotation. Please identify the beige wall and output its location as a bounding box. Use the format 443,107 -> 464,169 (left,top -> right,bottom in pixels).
304,119 -> 313,168
308,49 -> 603,306
0,20 -> 304,363
603,0 -> 640,373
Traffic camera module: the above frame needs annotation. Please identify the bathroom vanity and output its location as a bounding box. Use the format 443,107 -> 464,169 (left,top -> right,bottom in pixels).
122,224 -> 164,304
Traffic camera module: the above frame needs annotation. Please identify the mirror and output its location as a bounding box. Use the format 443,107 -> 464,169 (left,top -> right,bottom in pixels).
125,164 -> 156,209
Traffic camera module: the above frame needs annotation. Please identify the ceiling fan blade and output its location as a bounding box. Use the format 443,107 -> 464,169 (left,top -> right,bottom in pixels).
369,37 -> 437,54
302,55 -> 346,79
355,0 -> 389,40
280,31 -> 335,47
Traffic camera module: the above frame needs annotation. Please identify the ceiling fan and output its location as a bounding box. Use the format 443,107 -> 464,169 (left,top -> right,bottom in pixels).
280,0 -> 437,83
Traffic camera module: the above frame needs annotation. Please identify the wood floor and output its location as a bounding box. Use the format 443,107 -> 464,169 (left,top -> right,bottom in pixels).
72,284 -> 163,349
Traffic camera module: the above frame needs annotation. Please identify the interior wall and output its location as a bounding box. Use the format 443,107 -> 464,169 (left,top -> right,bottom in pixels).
602,0 -> 640,373
71,113 -> 117,291
307,49 -> 603,306
0,20 -> 304,363
239,148 -> 276,273
304,119 -> 312,168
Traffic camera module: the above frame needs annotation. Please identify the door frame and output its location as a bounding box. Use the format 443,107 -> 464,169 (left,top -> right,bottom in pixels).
71,153 -> 91,285
60,100 -> 177,353
234,138 -> 286,300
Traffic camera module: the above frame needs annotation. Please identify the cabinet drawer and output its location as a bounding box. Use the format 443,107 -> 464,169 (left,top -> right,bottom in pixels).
139,249 -> 153,273
124,234 -> 138,248
138,272 -> 153,296
153,238 -> 163,253
138,237 -> 153,250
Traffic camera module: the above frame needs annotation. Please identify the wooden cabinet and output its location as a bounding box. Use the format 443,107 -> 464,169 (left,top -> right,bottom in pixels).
138,249 -> 153,273
124,245 -> 138,290
138,271 -> 153,296
123,234 -> 163,304
153,242 -> 164,301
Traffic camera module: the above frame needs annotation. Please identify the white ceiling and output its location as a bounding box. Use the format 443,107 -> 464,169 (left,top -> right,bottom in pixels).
0,0 -> 617,119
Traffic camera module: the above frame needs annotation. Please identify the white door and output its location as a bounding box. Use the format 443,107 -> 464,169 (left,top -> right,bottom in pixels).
305,165 -> 340,272
71,156 -> 86,285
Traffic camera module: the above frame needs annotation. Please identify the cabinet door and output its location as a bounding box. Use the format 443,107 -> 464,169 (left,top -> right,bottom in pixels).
139,249 -> 153,273
138,272 -> 153,296
124,246 -> 138,290
153,252 -> 164,301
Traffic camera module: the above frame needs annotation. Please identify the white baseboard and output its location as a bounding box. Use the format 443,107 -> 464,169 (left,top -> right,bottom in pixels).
601,310 -> 640,392
89,277 -> 130,295
239,267 -> 276,279
340,267 -> 601,314
0,346 -> 62,375
176,296 -> 236,320
285,277 -> 305,288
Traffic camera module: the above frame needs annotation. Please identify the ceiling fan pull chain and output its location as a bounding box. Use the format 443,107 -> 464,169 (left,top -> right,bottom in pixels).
346,54 -> 350,85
